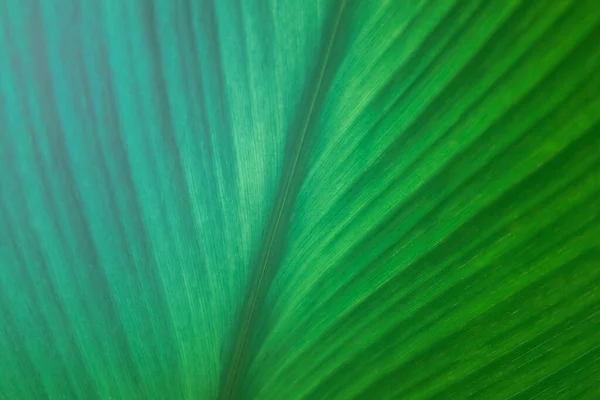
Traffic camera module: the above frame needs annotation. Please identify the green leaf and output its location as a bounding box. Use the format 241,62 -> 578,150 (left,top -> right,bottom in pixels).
1,1 -> 599,399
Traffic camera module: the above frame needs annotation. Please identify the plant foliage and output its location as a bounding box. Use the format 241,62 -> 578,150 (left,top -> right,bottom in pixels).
1,1 -> 599,399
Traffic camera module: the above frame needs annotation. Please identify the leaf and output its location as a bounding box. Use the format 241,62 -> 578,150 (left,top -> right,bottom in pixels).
1,1 -> 599,399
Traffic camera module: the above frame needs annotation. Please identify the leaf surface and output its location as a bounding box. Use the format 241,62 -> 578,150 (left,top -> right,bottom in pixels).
0,1 -> 599,399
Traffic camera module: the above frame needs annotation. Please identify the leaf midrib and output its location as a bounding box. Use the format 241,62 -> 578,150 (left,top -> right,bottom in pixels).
218,3 -> 348,399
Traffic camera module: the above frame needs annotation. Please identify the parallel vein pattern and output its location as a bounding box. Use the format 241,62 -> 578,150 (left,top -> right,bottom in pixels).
1,1 -> 599,399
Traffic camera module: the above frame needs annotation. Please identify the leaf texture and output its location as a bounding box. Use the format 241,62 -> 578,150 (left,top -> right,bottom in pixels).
0,1 -> 599,399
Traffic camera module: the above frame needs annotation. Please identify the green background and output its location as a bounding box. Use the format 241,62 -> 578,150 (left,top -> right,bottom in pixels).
1,0 -> 599,398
